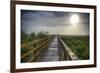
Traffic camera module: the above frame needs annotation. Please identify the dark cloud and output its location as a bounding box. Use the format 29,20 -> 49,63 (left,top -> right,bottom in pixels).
21,10 -> 89,35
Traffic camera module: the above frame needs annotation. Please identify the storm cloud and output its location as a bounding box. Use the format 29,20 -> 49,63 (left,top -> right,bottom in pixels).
21,10 -> 89,35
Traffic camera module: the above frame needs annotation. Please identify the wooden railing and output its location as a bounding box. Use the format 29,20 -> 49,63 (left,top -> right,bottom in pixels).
58,36 -> 79,60
21,36 -> 53,62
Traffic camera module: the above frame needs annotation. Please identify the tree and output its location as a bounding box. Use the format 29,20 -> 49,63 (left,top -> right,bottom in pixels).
21,30 -> 30,43
30,32 -> 37,40
37,31 -> 48,39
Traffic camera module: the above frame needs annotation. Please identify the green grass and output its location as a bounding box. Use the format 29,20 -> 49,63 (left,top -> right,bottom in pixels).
61,35 -> 89,60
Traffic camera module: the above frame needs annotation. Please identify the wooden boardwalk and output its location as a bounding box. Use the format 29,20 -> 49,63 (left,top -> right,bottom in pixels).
36,36 -> 59,62
21,35 -> 79,62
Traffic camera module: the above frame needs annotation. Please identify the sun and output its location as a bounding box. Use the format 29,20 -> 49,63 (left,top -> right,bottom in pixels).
70,14 -> 79,24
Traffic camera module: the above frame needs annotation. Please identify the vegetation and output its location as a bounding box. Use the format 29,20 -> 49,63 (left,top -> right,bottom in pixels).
61,35 -> 89,60
21,30 -> 49,43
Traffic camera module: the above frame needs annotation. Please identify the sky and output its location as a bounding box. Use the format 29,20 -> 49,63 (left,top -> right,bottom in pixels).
21,10 -> 89,35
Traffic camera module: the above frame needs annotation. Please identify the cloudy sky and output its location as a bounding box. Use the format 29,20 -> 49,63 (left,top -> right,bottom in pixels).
21,10 -> 89,35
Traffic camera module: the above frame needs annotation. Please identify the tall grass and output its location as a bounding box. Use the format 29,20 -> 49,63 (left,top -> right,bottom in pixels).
61,35 -> 89,60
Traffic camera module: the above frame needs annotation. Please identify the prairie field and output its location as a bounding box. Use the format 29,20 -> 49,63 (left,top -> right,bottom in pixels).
61,35 -> 89,60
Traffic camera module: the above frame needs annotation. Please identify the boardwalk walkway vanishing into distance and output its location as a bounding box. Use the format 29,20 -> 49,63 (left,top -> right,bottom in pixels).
21,35 -> 79,63
36,36 -> 59,62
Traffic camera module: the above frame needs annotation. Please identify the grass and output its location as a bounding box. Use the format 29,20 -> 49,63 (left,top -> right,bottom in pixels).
61,35 -> 89,60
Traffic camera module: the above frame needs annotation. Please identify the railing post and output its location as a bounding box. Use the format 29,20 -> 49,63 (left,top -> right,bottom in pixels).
32,43 -> 35,62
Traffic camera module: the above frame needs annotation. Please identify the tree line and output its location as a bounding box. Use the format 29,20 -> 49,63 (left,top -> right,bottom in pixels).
21,30 -> 49,43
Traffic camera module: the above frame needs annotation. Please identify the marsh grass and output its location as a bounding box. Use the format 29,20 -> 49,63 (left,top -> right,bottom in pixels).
61,35 -> 89,60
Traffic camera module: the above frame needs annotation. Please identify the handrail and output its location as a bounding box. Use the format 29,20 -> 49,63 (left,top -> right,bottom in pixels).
21,36 -> 51,48
21,39 -> 50,59
58,36 -> 79,60
28,41 -> 50,62
21,36 -> 53,62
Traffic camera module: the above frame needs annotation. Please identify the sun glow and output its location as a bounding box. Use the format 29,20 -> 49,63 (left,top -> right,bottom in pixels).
70,14 -> 79,24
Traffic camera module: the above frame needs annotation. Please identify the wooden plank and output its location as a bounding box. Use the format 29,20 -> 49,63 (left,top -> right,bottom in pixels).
36,36 -> 59,62
28,41 -> 50,62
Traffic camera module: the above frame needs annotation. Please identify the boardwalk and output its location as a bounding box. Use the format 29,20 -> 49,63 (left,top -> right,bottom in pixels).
21,35 -> 79,63
36,36 -> 59,62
